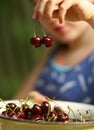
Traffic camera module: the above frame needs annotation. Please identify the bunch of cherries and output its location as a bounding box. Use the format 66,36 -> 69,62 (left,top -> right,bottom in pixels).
30,36 -> 53,48
1,101 -> 69,122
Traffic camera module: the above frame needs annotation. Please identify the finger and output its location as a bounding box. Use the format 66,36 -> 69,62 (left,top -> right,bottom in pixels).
45,0 -> 59,20
32,0 -> 40,19
59,0 -> 74,23
32,0 -> 48,20
28,91 -> 47,103
36,96 -> 47,103
45,0 -> 65,20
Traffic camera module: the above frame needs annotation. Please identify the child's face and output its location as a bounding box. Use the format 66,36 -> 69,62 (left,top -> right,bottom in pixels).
40,18 -> 90,44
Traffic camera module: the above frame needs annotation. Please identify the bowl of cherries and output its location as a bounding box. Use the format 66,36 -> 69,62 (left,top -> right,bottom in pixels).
0,99 -> 94,130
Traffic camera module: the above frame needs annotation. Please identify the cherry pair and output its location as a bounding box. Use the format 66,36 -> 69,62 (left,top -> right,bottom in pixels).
30,36 -> 53,48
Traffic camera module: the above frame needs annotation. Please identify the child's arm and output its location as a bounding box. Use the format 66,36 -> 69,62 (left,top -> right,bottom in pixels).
13,47 -> 53,102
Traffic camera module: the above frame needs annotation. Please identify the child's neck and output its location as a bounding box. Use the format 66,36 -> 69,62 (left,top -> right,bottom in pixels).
55,33 -> 94,67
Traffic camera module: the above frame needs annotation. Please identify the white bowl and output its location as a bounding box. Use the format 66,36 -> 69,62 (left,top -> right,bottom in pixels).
0,100 -> 94,130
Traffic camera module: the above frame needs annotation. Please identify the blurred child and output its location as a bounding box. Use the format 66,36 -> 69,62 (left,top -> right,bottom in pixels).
14,0 -> 94,104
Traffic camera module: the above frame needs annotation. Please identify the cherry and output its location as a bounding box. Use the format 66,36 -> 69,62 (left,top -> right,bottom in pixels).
49,111 -> 57,118
41,101 -> 51,114
17,111 -> 25,119
56,113 -> 69,122
11,114 -> 18,119
7,110 -> 15,117
2,110 -> 17,119
62,113 -> 69,122
6,103 -> 17,111
31,104 -> 42,115
25,111 -> 32,120
42,36 -> 53,47
22,104 -> 30,114
30,36 -> 42,48
15,107 -> 20,113
2,111 -> 8,117
53,106 -> 62,117
48,111 -> 57,121
31,115 -> 43,121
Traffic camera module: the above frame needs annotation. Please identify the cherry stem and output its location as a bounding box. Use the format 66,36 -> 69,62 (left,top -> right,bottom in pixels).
40,25 -> 47,37
0,98 -> 7,105
67,106 -> 77,122
34,28 -> 36,37
33,20 -> 36,37
0,98 -> 3,102
41,27 -> 47,36
77,110 -> 86,122
86,110 -> 93,121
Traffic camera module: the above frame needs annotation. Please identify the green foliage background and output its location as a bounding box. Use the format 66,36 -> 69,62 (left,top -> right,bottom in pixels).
0,0 -> 46,99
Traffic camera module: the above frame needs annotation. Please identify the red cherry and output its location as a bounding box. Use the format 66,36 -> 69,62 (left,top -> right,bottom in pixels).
15,107 -> 20,113
7,110 -> 15,117
17,111 -> 25,119
25,111 -> 32,120
31,114 -> 43,121
53,106 -> 62,117
2,111 -> 8,117
30,36 -> 42,48
31,104 -> 42,115
56,113 -> 69,122
49,111 -> 57,118
22,104 -> 30,114
62,113 -> 69,122
41,101 -> 51,114
6,103 -> 17,111
48,111 -> 57,121
42,36 -> 53,47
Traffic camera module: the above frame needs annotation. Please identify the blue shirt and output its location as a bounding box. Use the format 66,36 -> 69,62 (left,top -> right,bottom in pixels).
34,50 -> 94,105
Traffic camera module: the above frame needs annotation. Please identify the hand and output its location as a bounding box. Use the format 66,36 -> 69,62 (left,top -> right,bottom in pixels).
28,91 -> 48,103
32,0 -> 94,23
